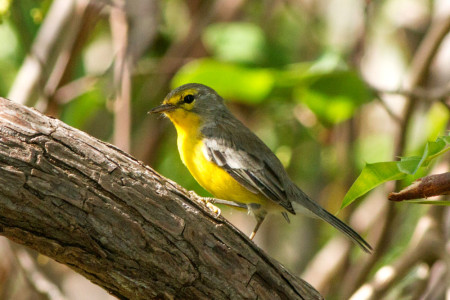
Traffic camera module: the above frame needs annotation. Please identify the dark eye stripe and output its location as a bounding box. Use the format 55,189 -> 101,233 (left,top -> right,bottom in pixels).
183,94 -> 195,104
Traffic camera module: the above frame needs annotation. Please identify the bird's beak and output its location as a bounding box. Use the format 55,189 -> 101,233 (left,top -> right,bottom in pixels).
148,103 -> 176,114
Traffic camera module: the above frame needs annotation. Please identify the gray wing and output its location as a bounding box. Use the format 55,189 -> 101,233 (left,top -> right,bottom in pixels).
201,122 -> 295,214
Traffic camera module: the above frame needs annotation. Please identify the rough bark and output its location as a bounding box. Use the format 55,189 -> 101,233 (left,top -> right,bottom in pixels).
388,172 -> 450,201
0,97 -> 323,300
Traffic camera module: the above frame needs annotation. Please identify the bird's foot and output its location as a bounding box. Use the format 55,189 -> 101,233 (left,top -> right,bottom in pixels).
206,202 -> 221,217
188,191 -> 221,217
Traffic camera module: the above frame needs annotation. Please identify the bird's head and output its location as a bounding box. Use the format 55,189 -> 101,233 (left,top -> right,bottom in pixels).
149,83 -> 226,126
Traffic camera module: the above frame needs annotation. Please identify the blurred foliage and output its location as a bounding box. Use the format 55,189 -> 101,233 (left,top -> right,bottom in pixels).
0,0 -> 449,299
203,22 -> 266,64
172,59 -> 275,103
295,69 -> 374,125
174,53 -> 373,124
426,102 -> 449,140
0,0 -> 11,21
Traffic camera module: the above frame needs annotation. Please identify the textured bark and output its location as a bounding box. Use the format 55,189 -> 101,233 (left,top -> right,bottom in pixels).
0,97 -> 323,300
388,172 -> 450,201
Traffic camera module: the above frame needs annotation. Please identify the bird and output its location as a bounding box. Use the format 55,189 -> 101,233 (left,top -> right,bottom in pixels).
149,83 -> 372,253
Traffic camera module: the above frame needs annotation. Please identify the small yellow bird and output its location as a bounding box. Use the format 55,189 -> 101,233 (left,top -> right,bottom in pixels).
150,83 -> 372,253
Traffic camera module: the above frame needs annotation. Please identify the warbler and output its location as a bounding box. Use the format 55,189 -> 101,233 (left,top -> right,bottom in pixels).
150,83 -> 372,253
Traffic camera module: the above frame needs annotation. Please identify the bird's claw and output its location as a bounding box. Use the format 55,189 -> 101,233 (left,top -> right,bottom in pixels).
188,191 -> 221,217
206,202 -> 221,217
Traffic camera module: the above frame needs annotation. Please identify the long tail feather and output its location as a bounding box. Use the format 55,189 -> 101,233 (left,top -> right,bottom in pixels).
294,188 -> 373,253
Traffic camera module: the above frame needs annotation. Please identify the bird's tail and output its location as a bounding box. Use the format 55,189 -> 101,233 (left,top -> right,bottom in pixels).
293,188 -> 373,253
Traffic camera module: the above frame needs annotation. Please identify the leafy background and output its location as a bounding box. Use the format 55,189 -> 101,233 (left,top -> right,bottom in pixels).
0,0 -> 449,299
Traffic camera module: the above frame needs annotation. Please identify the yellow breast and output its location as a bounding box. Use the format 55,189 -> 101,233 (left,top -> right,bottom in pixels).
168,110 -> 264,205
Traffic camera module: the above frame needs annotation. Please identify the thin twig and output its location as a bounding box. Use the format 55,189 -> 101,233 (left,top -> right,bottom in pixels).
388,172 -> 450,201
372,83 -> 450,101
45,0 -> 104,116
110,1 -> 132,152
53,76 -> 99,104
373,95 -> 402,124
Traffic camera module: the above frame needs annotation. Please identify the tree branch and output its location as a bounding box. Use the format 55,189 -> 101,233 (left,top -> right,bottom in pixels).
388,172 -> 450,201
370,82 -> 450,102
0,97 -> 322,300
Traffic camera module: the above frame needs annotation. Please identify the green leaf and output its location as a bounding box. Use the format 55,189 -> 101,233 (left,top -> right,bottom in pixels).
0,21 -> 18,59
341,162 -> 406,209
0,0 -> 11,18
426,102 -> 449,140
295,70 -> 373,125
422,136 -> 449,165
273,62 -> 313,87
397,156 -> 422,175
203,22 -> 266,64
172,59 -> 275,103
399,135 -> 449,174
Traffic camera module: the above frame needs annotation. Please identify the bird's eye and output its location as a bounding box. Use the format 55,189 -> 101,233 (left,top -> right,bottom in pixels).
183,94 -> 195,104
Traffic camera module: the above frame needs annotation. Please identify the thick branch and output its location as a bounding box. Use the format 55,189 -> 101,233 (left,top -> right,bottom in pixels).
0,97 -> 322,300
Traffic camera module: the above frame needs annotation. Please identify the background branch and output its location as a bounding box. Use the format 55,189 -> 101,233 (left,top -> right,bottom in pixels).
11,244 -> 68,300
389,172 -> 450,201
7,0 -> 76,106
350,206 -> 445,300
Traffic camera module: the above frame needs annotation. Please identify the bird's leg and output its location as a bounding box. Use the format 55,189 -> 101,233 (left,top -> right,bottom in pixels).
204,197 -> 248,209
202,197 -> 250,217
205,200 -> 268,240
249,214 -> 266,240
188,191 -> 248,217
247,204 -> 267,240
